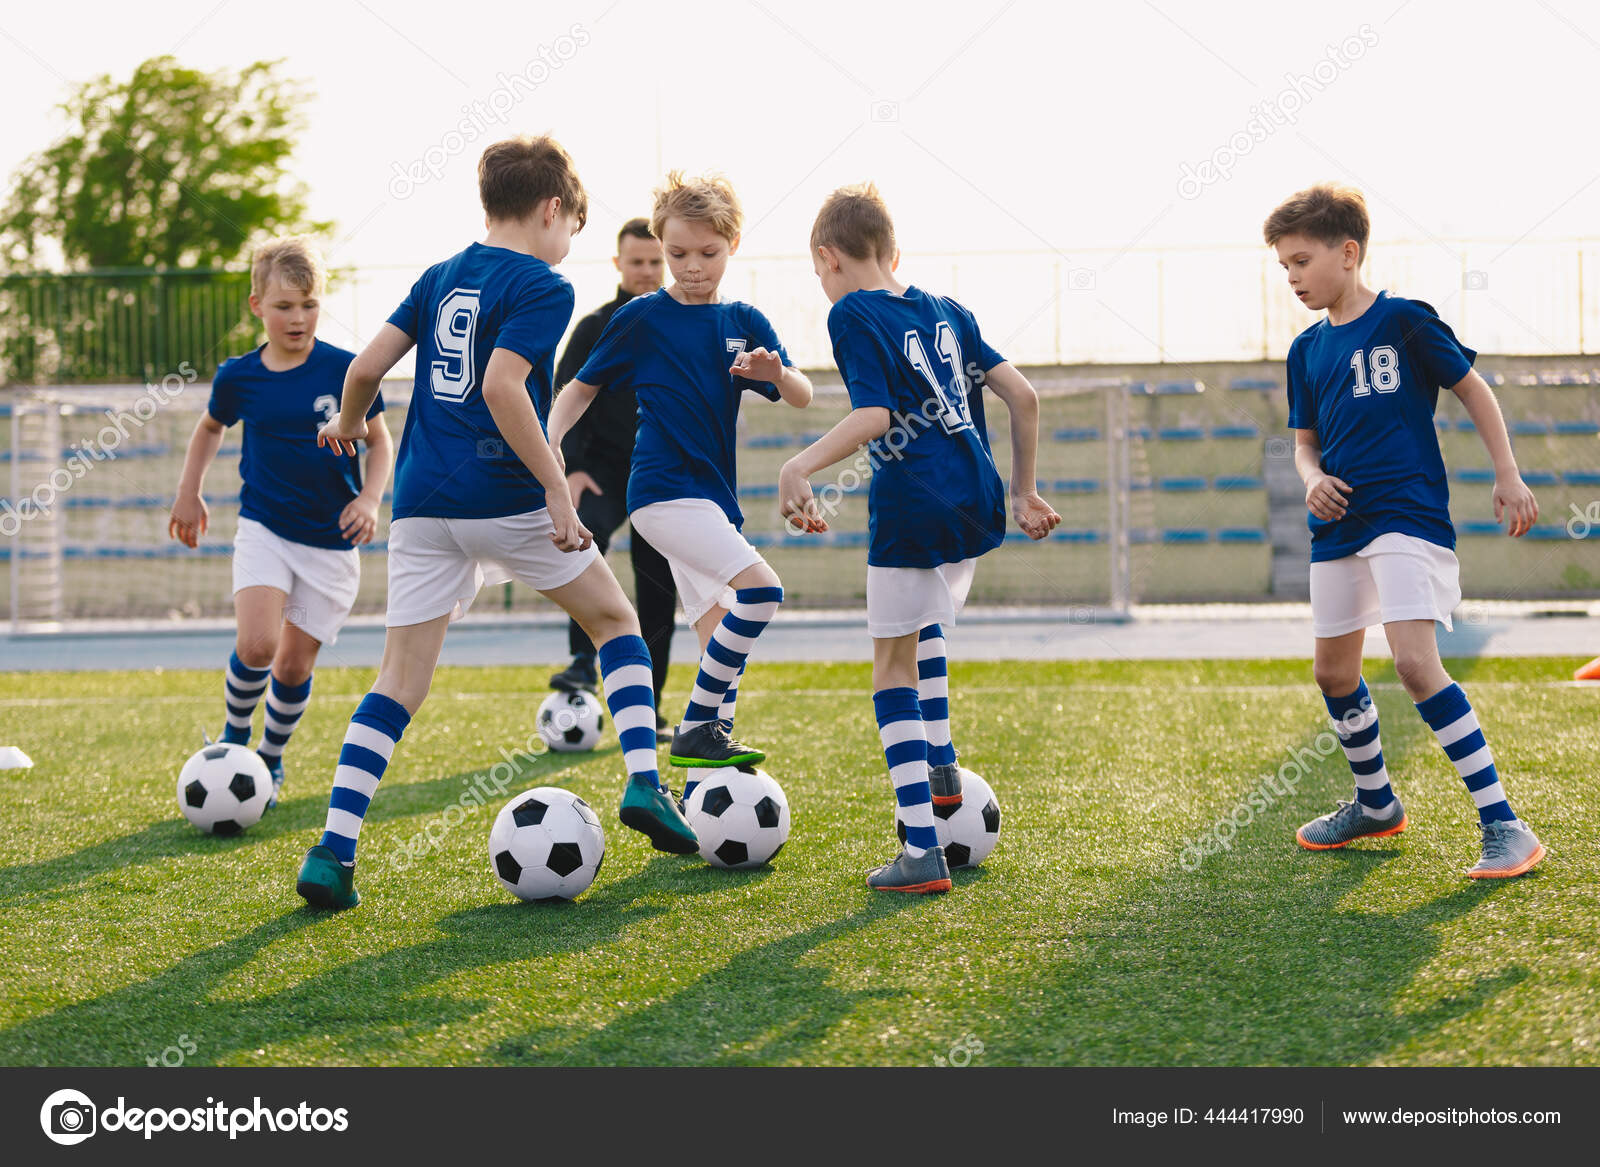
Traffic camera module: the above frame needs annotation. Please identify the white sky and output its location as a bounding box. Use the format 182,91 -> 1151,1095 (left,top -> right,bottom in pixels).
2,0 -> 1597,364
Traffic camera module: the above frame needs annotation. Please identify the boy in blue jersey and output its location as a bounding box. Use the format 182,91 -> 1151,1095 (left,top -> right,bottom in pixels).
547,172 -> 814,786
170,237 -> 393,806
1264,183 -> 1545,878
780,184 -> 1061,893
295,137 -> 696,910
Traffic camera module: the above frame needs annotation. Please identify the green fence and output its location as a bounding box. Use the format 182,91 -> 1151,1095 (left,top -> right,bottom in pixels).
0,268 -> 255,385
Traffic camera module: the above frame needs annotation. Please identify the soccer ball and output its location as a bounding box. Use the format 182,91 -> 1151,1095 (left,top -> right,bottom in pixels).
896,768 -> 1001,868
177,744 -> 271,836
537,690 -> 605,752
489,786 -> 606,902
682,766 -> 790,869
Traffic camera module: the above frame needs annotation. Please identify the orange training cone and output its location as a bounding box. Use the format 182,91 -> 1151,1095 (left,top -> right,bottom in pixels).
1576,656 -> 1600,681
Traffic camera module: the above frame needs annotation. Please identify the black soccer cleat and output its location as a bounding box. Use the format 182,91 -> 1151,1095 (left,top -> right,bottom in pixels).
668,720 -> 765,768
549,658 -> 598,694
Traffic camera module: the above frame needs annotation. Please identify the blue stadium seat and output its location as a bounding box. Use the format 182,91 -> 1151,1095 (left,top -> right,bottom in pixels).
1521,470 -> 1560,486
1454,419 -> 1477,431
1158,477 -> 1208,492
1043,478 -> 1102,493
1554,420 -> 1600,435
1210,425 -> 1260,439
1564,470 -> 1600,485
1454,468 -> 1496,483
1218,528 -> 1268,544
1161,529 -> 1209,543
1052,426 -> 1102,442
1512,421 -> 1551,436
746,433 -> 792,449
1230,377 -> 1278,391
1214,475 -> 1265,490
1157,427 -> 1205,441
1155,380 -> 1204,395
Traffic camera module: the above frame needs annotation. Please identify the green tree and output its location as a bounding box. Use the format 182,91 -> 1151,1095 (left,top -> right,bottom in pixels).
1,55 -> 327,269
0,56 -> 329,383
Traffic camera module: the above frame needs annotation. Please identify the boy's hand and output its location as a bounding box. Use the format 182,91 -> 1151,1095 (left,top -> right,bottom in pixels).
1012,490 -> 1061,540
545,491 -> 594,552
730,347 -> 785,383
339,495 -> 381,546
317,416 -> 368,457
1493,473 -> 1538,537
779,459 -> 827,533
168,492 -> 208,548
1305,472 -> 1351,521
567,470 -> 601,506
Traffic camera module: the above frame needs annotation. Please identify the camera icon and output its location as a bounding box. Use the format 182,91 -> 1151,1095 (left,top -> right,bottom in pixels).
1265,436 -> 1293,460
870,99 -> 900,123
40,1089 -> 96,1145
476,437 -> 506,459
1067,268 -> 1097,291
1069,606 -> 1094,625
1463,270 -> 1489,291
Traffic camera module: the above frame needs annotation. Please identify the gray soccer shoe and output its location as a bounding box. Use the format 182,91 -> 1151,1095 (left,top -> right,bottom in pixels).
1468,818 -> 1546,879
866,845 -> 953,894
927,762 -> 963,807
1295,796 -> 1408,850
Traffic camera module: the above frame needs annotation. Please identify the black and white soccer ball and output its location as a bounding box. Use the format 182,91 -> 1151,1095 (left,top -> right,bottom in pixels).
176,743 -> 271,836
896,767 -> 1001,868
489,786 -> 606,902
536,690 -> 605,752
683,766 -> 790,869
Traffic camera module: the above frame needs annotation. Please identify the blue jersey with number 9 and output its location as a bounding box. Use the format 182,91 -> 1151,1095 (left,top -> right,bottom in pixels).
387,242 -> 576,520
828,286 -> 1007,568
207,339 -> 381,549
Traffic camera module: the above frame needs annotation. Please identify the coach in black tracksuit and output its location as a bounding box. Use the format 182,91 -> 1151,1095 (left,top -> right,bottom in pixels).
549,219 -> 677,738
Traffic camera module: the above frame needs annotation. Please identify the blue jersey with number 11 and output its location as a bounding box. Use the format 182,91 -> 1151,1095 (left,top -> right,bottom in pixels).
829,286 -> 1007,569
387,242 -> 576,520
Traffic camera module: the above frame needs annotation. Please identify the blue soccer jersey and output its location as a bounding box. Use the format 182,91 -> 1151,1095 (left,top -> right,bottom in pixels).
828,286 -> 1007,568
207,339 -> 383,550
1287,290 -> 1475,561
574,289 -> 789,528
387,243 -> 575,520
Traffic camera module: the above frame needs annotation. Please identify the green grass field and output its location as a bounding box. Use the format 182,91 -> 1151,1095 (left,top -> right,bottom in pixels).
1,657 -> 1595,1067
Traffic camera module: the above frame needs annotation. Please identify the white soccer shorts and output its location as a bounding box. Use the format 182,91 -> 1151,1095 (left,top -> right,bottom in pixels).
385,509 -> 600,627
628,498 -> 768,625
865,557 -> 979,639
1309,531 -> 1462,638
231,516 -> 360,645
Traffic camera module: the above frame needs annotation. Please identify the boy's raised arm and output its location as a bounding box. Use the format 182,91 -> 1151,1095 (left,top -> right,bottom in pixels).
778,406 -> 892,532
546,377 -> 600,459
322,324 -> 413,456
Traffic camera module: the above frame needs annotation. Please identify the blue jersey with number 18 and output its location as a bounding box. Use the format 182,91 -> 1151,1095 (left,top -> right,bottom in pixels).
387,242 -> 576,520
828,286 -> 1007,569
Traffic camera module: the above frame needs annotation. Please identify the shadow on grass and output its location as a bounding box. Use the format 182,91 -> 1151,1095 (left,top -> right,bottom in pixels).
493,892 -> 921,1066
0,856 -> 722,1065
978,653 -> 1530,1066
0,748 -> 614,906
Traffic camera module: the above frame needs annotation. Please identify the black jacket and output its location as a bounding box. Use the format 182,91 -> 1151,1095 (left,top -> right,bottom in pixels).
556,286 -> 640,480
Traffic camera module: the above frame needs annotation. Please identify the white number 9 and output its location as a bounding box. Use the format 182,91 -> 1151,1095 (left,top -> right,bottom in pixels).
432,288 -> 481,402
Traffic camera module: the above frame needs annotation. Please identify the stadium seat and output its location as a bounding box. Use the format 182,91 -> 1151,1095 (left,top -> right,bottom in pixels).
1230,377 -> 1278,391
1157,427 -> 1205,441
1052,426 -> 1102,442
1210,425 -> 1260,438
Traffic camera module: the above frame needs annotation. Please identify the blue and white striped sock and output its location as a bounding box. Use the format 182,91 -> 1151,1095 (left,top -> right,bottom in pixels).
600,635 -> 662,791
1325,678 -> 1396,820
683,664 -> 747,806
917,624 -> 957,769
876,687 -> 935,857
258,673 -> 313,764
319,693 -> 410,865
719,662 -> 745,725
222,652 -> 270,744
680,586 -> 782,730
1416,683 -> 1515,824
